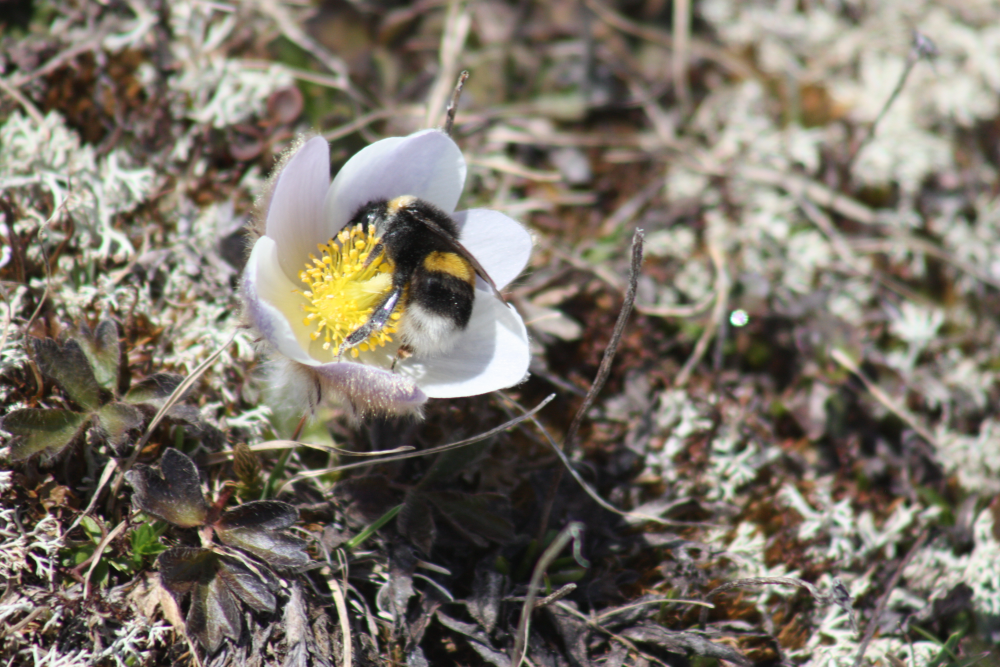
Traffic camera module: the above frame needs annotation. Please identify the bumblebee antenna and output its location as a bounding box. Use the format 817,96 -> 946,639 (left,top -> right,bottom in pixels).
443,71 -> 469,137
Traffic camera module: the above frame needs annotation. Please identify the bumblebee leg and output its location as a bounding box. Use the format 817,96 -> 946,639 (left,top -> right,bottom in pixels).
337,287 -> 402,357
390,344 -> 414,371
362,241 -> 385,269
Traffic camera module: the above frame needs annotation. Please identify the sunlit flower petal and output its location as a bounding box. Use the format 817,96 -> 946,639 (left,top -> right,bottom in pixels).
264,137 -> 331,280
243,236 -> 313,364
241,130 -> 532,416
399,287 -> 530,398
322,130 -> 466,233
452,209 -> 533,291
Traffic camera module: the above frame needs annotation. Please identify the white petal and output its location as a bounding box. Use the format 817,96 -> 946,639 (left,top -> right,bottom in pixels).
453,209 -> 533,290
323,130 -> 466,230
313,361 -> 427,413
242,236 -> 314,364
265,137 -> 331,279
401,291 -> 530,398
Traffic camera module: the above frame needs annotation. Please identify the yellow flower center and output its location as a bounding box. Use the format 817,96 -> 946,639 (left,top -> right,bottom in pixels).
297,223 -> 402,359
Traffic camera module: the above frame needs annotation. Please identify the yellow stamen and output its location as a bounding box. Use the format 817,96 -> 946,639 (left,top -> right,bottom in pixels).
296,224 -> 403,358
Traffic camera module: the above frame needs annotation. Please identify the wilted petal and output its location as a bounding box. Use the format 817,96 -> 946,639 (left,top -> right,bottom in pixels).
401,290 -> 529,398
313,361 -> 427,414
454,209 -> 533,290
265,136 -> 332,279
242,236 -> 314,364
323,130 -> 466,231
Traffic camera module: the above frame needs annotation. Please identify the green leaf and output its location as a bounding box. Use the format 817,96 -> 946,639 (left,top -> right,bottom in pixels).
124,373 -> 184,406
124,448 -> 210,527
75,320 -> 122,392
31,338 -> 104,411
214,500 -> 310,569
3,408 -> 90,462
81,515 -> 103,542
96,402 -> 145,446
128,521 -> 168,569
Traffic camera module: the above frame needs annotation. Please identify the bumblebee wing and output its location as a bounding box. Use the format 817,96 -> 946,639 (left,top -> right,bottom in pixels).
414,213 -> 508,304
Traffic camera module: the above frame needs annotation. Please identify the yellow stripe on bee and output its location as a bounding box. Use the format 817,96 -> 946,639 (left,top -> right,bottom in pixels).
387,195 -> 417,215
424,251 -> 475,283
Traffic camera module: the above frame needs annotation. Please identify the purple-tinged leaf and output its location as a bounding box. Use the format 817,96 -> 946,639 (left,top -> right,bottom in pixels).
215,501 -> 309,568
3,408 -> 89,463
158,547 -> 215,595
125,448 -> 209,527
188,571 -> 243,653
217,554 -> 278,613
217,500 -> 298,531
158,547 -> 279,652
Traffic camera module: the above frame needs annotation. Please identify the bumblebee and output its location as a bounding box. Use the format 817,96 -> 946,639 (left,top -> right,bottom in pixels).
338,195 -> 502,359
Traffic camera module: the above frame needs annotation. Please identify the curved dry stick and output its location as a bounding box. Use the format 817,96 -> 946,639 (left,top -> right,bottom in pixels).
510,522 -> 587,667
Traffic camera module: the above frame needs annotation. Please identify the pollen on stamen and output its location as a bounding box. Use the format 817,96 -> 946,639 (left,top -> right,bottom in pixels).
295,223 -> 400,358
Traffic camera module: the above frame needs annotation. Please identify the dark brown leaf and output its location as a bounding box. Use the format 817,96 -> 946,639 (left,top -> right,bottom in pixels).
125,448 -> 210,527
423,491 -> 515,546
469,558 -> 506,634
620,622 -> 751,666
215,500 -> 309,568
332,475 -> 401,525
158,547 -> 216,595
188,570 -> 243,653
216,554 -> 278,614
397,490 -> 436,554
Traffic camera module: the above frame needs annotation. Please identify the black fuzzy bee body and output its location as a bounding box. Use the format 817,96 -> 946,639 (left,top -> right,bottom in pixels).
340,196 -> 499,358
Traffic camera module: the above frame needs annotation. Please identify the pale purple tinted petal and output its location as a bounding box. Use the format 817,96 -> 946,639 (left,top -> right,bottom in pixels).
242,237 -> 313,364
313,361 -> 427,413
265,137 -> 331,279
323,130 -> 466,230
453,209 -> 533,291
402,291 -> 530,398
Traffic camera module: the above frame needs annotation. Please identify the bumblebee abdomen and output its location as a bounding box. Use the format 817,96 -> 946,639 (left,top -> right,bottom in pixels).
422,251 -> 475,285
409,251 -> 475,327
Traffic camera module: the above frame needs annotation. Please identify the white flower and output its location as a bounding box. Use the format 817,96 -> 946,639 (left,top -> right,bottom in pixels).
241,130 -> 532,416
